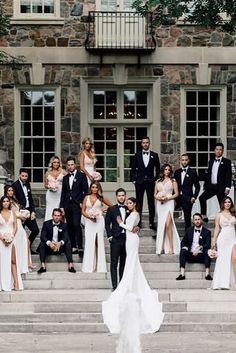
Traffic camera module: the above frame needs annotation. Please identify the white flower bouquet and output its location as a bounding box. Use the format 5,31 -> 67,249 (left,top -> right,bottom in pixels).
207,248 -> 218,259
88,208 -> 101,220
92,171 -> 102,181
19,209 -> 31,219
48,180 -> 59,192
3,233 -> 14,244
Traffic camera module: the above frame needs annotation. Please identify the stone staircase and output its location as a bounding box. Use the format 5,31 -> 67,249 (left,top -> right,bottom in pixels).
0,220 -> 236,334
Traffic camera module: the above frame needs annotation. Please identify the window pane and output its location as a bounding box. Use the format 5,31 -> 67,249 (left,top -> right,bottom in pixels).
198,123 -> 208,136
33,122 -> 43,136
106,91 -> 116,105
198,91 -> 208,105
186,91 -> 196,105
33,169 -> 43,182
21,107 -> 31,121
210,91 -> 220,105
136,127 -> 147,139
94,128 -> 104,140
124,128 -> 134,140
44,0 -> 54,13
136,91 -> 147,104
44,138 -> 55,151
124,105 -> 135,119
124,155 -> 132,168
44,91 -> 55,105
198,139 -> 208,152
32,0 -> 43,13
94,106 -> 104,119
44,107 -> 55,121
94,91 -> 105,104
106,105 -> 117,119
23,153 -> 32,167
106,170 -> 117,182
106,156 -> 116,168
186,107 -> 196,121
22,122 -> 31,136
198,154 -> 208,167
124,91 -> 135,104
21,91 -> 32,105
210,107 -> 220,121
33,139 -> 43,152
32,107 -> 43,121
187,123 -> 196,135
20,0 -> 31,13
23,139 -> 31,151
186,138 -> 196,151
106,128 -> 116,140
137,106 -> 147,119
124,169 -> 131,182
107,142 -> 116,154
94,141 -> 104,154
44,122 -> 55,136
198,107 -> 208,121
32,91 -> 43,105
124,141 -> 135,154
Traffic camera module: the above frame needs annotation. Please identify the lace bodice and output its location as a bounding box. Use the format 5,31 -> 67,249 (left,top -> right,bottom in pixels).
156,179 -> 174,197
219,213 -> 236,228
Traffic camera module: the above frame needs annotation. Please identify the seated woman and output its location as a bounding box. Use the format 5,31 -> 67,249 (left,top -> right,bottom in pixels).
0,196 -> 23,291
155,163 -> 180,255
82,181 -> 112,273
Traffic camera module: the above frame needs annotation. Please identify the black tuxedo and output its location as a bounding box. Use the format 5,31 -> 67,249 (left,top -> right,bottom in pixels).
12,179 -> 39,246
60,170 -> 88,249
174,167 -> 200,229
199,157 -> 232,215
105,204 -> 129,289
38,220 -> 73,263
179,226 -> 211,269
131,150 -> 160,224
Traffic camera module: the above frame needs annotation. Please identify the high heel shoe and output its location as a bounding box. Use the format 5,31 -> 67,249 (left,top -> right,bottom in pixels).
28,264 -> 36,270
169,248 -> 174,255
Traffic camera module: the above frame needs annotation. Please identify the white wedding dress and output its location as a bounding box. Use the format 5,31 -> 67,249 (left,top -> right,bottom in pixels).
83,152 -> 97,186
155,180 -> 180,254
45,172 -> 64,221
102,211 -> 164,337
14,205 -> 29,274
82,197 -> 107,273
0,211 -> 23,291
212,213 -> 236,290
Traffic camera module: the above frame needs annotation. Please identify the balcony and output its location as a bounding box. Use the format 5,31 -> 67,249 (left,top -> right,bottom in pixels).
85,11 -> 156,53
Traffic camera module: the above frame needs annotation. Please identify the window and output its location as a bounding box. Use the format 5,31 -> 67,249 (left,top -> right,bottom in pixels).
185,89 -> 225,180
17,89 -> 60,184
13,0 -> 61,20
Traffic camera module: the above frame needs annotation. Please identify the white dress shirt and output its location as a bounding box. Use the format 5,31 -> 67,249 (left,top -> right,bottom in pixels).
142,150 -> 150,168
211,157 -> 221,185
181,166 -> 188,185
118,204 -> 126,233
20,180 -> 29,208
46,222 -> 64,246
69,170 -> 76,189
190,227 -> 202,253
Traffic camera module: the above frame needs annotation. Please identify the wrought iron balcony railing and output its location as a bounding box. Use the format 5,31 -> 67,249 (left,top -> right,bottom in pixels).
85,11 -> 156,52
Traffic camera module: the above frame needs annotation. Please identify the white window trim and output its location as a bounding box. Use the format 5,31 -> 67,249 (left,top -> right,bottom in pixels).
180,85 -> 227,156
80,76 -> 160,155
11,0 -> 64,24
14,86 -> 61,190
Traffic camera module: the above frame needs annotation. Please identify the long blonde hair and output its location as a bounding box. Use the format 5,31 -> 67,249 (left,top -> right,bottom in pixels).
47,156 -> 63,173
81,137 -> 96,158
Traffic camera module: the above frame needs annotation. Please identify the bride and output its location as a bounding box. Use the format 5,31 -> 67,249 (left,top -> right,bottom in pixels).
212,196 -> 236,290
102,197 -> 164,340
155,164 -> 180,255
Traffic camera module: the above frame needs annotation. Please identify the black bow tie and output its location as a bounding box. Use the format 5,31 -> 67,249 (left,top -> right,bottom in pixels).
53,224 -> 59,227
182,168 -> 187,172
143,151 -> 148,155
70,172 -> 74,176
118,205 -> 125,208
195,229 -> 200,232
215,159 -> 220,162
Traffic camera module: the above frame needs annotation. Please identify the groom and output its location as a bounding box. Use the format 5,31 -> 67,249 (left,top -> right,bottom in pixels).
105,188 -> 128,291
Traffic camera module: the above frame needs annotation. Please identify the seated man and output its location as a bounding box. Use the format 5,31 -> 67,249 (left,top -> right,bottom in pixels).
37,208 -> 76,273
176,213 -> 212,281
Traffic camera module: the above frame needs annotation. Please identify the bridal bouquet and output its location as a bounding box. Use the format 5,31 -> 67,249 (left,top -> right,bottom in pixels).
208,248 -> 218,259
19,209 -> 30,219
3,233 -> 14,244
156,191 -> 167,204
92,171 -> 102,181
88,208 -> 101,220
48,180 -> 59,192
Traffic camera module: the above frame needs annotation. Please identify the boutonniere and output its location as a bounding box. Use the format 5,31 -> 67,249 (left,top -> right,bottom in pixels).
27,189 -> 31,193
220,162 -> 224,165
73,178 -> 77,182
151,155 -> 154,158
186,174 -> 189,178
126,210 -> 130,214
199,236 -> 202,239
58,228 -> 62,232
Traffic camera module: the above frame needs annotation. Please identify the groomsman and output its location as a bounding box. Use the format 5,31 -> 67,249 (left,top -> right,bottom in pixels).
131,136 -> 160,229
60,156 -> 88,256
199,143 -> 232,222
13,168 -> 39,254
37,208 -> 76,273
176,213 -> 212,281
174,154 -> 200,230
105,188 -> 128,291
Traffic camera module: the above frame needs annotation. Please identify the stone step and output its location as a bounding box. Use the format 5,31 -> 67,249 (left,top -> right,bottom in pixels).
22,278 -> 212,290
0,322 -> 234,333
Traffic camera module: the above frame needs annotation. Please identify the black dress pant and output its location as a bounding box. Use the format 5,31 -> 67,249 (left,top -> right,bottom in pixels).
64,205 -> 83,249
179,248 -> 211,269
23,217 -> 39,246
39,241 -> 73,263
179,196 -> 193,230
135,181 -> 155,224
199,184 -> 225,216
110,236 -> 126,290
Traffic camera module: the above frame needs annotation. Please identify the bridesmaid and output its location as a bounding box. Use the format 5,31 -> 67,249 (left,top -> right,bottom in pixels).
4,185 -> 35,272
0,196 -> 23,291
82,181 -> 112,272
155,164 -> 180,255
44,156 -> 66,221
79,137 -> 101,186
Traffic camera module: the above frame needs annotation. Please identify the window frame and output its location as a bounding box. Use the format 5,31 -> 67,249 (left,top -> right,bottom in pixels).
14,86 -> 61,189
180,85 -> 227,178
12,0 -> 63,24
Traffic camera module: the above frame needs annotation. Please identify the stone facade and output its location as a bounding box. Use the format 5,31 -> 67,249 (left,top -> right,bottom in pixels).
1,1 -> 236,213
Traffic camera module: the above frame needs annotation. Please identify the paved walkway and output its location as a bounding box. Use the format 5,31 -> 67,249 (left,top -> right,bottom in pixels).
1,332 -> 236,353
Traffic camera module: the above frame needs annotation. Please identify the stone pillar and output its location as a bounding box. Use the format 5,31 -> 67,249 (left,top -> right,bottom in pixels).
0,150 -> 8,197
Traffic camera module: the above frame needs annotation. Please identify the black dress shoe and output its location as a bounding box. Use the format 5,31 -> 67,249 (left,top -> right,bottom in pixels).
149,223 -> 157,231
72,249 -> 78,254
68,267 -> 76,273
176,274 -> 185,280
203,217 -> 209,223
205,274 -> 213,280
31,250 -> 38,255
78,249 -> 84,257
37,267 -> 46,274
152,235 -> 157,239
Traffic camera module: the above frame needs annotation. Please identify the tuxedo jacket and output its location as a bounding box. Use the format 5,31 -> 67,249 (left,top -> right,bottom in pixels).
174,167 -> 200,202
204,157 -> 232,192
40,220 -> 70,244
130,150 -> 160,184
105,205 -> 129,239
181,226 -> 211,253
12,179 -> 35,213
59,170 -> 88,209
